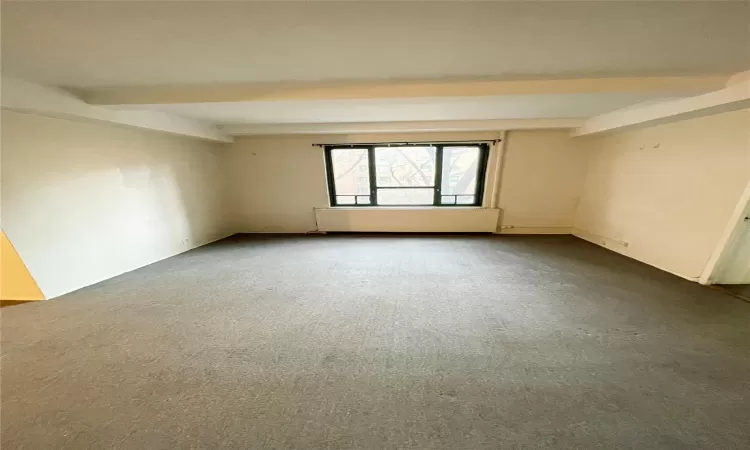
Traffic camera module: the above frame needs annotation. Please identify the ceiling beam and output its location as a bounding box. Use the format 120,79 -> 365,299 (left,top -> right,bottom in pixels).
220,119 -> 584,136
573,79 -> 750,136
79,76 -> 729,106
2,77 -> 233,143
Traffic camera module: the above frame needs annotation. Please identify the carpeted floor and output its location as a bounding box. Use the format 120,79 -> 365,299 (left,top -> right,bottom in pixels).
721,283 -> 750,300
2,234 -> 749,449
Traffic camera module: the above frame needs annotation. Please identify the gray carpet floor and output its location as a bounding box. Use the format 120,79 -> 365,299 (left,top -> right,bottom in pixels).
723,283 -> 750,300
2,234 -> 749,449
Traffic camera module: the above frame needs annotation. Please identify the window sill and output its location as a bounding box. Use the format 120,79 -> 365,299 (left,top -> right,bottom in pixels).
322,206 -> 488,210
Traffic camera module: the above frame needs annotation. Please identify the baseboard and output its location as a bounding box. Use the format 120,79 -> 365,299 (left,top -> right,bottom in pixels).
0,296 -> 45,301
237,228 -> 572,235
572,228 -> 699,283
233,231 -> 315,234
572,228 -> 629,249
495,226 -> 572,235
0,300 -> 38,308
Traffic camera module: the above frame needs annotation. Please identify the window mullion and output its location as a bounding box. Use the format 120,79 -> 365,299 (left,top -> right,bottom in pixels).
368,146 -> 377,206
475,143 -> 490,206
324,147 -> 337,207
433,145 -> 444,206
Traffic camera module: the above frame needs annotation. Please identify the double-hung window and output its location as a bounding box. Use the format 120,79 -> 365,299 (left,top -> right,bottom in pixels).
324,143 -> 490,207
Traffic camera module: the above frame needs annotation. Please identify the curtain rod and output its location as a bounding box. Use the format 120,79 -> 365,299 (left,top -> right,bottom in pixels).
312,139 -> 501,147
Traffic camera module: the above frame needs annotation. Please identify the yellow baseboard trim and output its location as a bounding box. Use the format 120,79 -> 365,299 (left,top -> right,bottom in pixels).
0,296 -> 45,301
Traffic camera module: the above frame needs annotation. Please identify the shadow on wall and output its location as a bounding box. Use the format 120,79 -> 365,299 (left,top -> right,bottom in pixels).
575,135 -> 625,244
709,192 -> 750,284
1,111 -> 227,299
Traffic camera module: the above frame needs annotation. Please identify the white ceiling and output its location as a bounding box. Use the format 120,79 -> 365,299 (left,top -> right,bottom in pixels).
121,92 -> 689,125
2,2 -> 748,88
1,1 -> 747,130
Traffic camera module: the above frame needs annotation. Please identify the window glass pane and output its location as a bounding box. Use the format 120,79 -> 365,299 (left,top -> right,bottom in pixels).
337,196 -> 356,205
456,195 -> 475,205
441,147 -> 480,195
356,195 -> 371,205
331,149 -> 370,195
374,147 -> 436,187
377,188 -> 434,205
441,195 -> 456,205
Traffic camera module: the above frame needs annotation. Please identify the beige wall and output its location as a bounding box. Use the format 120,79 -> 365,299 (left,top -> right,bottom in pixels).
575,108 -> 750,280
224,132 -> 501,233
1,111 -> 229,299
6,108 -> 746,295
498,130 -> 590,233
224,130 -> 587,233
224,135 -> 330,233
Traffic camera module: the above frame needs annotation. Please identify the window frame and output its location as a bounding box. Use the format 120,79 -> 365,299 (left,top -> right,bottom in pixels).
324,143 -> 490,208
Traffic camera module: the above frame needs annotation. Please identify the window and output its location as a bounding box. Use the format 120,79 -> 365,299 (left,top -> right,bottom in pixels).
325,143 -> 490,207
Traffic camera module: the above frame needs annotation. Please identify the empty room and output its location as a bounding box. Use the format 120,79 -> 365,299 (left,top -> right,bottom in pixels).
1,1 -> 749,448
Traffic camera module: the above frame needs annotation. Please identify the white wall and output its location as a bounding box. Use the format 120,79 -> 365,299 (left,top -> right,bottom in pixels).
575,108 -> 750,280
225,132 -> 505,233
5,106 -> 746,298
224,130 -> 587,233
224,135 -> 331,233
707,188 -> 750,284
497,130 -> 590,233
1,111 -> 229,299
719,224 -> 750,284
315,208 -> 501,233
